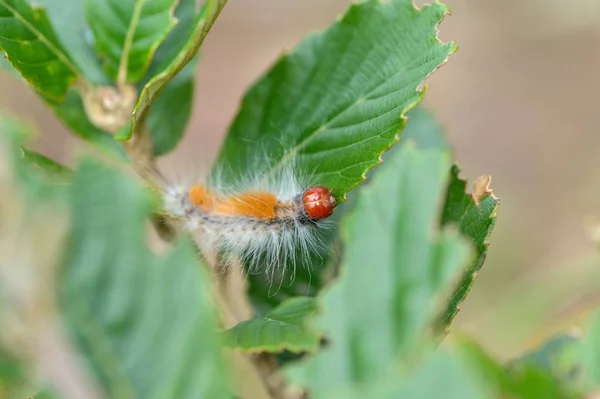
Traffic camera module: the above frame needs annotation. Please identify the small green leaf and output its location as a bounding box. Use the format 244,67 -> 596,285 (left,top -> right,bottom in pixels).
32,0 -> 109,84
129,0 -> 226,145
436,166 -> 499,330
84,0 -> 178,83
0,114 -> 58,193
51,90 -> 127,160
223,297 -> 319,353
287,143 -> 470,394
0,0 -> 81,102
20,148 -> 71,180
245,262 -> 326,316
216,0 -> 456,202
60,158 -> 232,398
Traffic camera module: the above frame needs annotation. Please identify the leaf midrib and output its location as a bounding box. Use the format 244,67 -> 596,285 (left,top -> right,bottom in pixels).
0,0 -> 81,78
117,0 -> 146,85
261,44 -> 454,182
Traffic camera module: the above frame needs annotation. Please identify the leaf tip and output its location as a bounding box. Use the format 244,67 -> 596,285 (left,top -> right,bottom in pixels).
448,40 -> 459,54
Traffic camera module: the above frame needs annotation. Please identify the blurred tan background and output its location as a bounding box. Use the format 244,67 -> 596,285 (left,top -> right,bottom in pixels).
2,0 -> 600,359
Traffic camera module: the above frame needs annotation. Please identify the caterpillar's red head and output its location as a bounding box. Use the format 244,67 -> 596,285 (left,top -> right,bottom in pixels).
303,186 -> 336,220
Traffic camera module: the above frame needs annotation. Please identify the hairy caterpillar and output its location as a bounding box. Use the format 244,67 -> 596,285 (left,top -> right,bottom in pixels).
161,164 -> 337,279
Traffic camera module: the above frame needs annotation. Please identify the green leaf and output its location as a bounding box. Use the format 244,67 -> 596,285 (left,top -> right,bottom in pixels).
0,2 -> 123,158
0,117 -> 70,399
0,51 -> 19,77
20,147 -> 72,180
60,158 -> 232,398
30,391 -> 59,399
381,107 -> 499,333
512,334 -> 580,380
32,0 -> 109,84
398,107 -> 451,150
145,0 -> 198,79
348,346 -> 493,399
287,142 -> 470,394
389,350 -> 492,399
436,165 -> 499,331
142,0 -> 199,155
216,0 -> 456,201
223,297 -> 320,353
0,349 -> 33,398
84,0 -> 178,83
578,311 -> 600,392
310,338 -> 573,399
0,114 -> 60,195
51,90 -> 127,160
227,0 -> 458,317
245,258 -> 327,316
0,0 -> 81,102
147,56 -> 196,155
0,51 -> 9,68
0,349 -> 58,399
129,0 -> 226,145
461,338 -> 575,399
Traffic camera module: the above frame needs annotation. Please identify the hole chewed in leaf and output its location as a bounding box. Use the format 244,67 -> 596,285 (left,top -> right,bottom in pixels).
471,174 -> 494,206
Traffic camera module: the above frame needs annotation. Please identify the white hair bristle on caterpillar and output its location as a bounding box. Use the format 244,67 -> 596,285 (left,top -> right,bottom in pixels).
161,163 -> 337,280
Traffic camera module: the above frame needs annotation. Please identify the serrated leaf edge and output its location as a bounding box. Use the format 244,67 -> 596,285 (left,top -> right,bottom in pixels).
222,328 -> 323,355
222,298 -> 321,354
243,0 -> 458,202
438,165 -> 500,332
345,0 -> 458,203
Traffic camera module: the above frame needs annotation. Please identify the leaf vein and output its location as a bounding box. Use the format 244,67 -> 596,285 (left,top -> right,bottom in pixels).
0,0 -> 80,78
